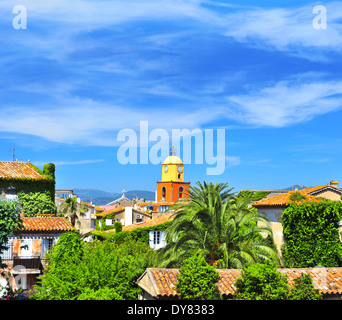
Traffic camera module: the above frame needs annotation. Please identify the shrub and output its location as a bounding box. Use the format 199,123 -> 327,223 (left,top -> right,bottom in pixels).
176,253 -> 221,300
287,274 -> 321,300
31,237 -> 156,300
234,262 -> 322,300
0,199 -> 23,268
288,192 -> 306,202
234,261 -> 289,300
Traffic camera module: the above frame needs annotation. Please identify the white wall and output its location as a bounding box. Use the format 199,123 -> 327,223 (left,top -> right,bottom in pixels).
125,207 -> 133,226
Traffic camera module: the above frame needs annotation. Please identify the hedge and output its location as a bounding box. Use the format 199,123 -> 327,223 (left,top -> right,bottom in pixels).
92,221 -> 172,245
281,200 -> 342,268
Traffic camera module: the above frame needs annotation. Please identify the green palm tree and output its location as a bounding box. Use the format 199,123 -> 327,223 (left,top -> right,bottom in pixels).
158,182 -> 281,268
58,197 -> 87,227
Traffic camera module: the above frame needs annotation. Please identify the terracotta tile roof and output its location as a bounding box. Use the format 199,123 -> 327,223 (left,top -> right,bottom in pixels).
21,216 -> 74,232
0,161 -> 47,180
137,267 -> 342,298
95,206 -> 105,212
251,185 -> 332,207
80,201 -> 95,208
121,212 -> 175,232
95,206 -> 126,217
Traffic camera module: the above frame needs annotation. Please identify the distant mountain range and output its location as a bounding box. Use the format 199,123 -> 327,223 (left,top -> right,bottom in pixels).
73,184 -> 308,206
73,188 -> 155,206
282,184 -> 307,191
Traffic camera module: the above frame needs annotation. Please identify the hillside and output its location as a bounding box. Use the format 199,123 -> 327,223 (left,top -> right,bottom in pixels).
73,188 -> 155,205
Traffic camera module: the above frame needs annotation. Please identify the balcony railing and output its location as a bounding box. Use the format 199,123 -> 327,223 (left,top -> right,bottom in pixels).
13,256 -> 43,271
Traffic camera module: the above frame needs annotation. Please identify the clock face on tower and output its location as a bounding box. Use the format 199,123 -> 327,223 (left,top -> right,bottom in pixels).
178,166 -> 182,173
164,165 -> 168,173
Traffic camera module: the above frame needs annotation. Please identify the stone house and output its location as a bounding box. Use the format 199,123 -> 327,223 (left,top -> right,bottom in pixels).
0,214 -> 74,294
95,205 -> 152,231
0,161 -> 54,200
55,191 -> 97,235
137,267 -> 342,300
252,181 -> 342,251
105,189 -> 132,207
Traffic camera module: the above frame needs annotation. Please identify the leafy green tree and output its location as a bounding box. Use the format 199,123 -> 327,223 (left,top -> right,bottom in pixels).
0,199 -> 24,268
234,262 -> 289,300
287,274 -> 321,300
281,200 -> 342,267
31,235 -> 156,300
58,197 -> 87,227
234,262 -> 322,300
158,182 -> 280,268
18,191 -> 57,217
176,253 -> 221,300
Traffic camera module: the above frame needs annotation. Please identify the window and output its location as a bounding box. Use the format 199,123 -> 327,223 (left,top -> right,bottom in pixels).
20,239 -> 32,257
149,231 -> 166,250
41,238 -> 55,258
0,239 -> 12,260
161,187 -> 166,199
105,219 -> 113,225
178,187 -> 184,199
154,231 -> 161,245
84,210 -> 90,219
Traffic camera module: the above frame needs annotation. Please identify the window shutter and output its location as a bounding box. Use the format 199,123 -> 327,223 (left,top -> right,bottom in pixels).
160,231 -> 167,248
149,231 -> 154,249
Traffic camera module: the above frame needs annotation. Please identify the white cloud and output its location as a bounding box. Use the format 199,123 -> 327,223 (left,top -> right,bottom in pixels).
226,156 -> 241,167
0,98 -> 225,146
221,2 -> 342,60
226,75 -> 342,127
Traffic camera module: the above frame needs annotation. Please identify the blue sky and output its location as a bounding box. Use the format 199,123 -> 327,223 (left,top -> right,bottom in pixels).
0,0 -> 342,194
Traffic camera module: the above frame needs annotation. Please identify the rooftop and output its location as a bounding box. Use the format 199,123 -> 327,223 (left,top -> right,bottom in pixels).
252,184 -> 340,207
0,161 -> 48,180
137,267 -> 342,298
21,216 -> 74,232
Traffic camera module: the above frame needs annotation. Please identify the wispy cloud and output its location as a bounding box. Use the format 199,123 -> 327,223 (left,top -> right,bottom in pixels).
221,2 -> 342,61
225,74 -> 342,127
226,156 -> 241,167
0,98 -> 225,146
1,1 -> 342,147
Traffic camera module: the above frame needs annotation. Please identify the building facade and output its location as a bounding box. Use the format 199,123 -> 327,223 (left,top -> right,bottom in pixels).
0,215 -> 74,294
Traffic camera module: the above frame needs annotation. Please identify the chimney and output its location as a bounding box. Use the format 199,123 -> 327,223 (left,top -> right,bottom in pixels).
330,180 -> 339,188
20,211 -> 24,218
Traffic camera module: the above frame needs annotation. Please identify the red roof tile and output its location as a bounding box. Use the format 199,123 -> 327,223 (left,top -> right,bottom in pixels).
137,267 -> 342,298
251,185 -> 333,207
0,161 -> 48,180
21,216 -> 74,232
121,212 -> 174,232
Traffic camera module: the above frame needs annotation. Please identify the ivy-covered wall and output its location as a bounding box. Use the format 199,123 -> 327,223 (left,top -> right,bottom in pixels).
96,211 -> 124,231
281,200 -> 342,268
92,221 -> 172,245
0,163 -> 55,202
237,190 -> 271,202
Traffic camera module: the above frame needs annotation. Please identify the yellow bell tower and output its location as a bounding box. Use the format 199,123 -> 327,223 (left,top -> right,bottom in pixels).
157,147 -> 190,203
162,147 -> 184,182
